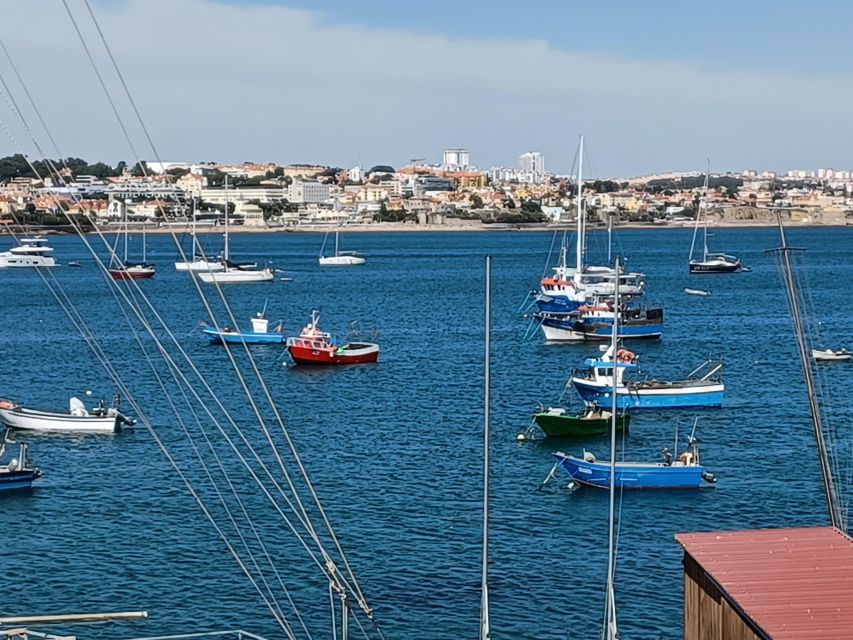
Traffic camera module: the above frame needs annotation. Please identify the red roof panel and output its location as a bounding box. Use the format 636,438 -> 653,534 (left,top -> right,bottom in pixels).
675,527 -> 853,639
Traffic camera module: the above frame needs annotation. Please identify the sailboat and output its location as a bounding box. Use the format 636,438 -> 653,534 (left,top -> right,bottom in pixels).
318,230 -> 365,266
175,198 -> 225,272
198,176 -> 274,284
688,162 -> 742,274
109,208 -> 155,280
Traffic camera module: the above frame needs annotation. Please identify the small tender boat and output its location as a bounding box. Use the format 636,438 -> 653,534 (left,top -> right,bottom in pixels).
570,346 -> 725,410
684,288 -> 711,297
553,436 -> 717,489
534,404 -> 630,438
67,260 -> 82,268
202,306 -> 284,345
0,396 -> 133,433
0,432 -> 41,491
286,310 -> 379,365
812,348 -> 851,362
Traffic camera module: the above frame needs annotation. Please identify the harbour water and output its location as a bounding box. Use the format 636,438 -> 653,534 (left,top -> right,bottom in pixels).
1,226 -> 848,639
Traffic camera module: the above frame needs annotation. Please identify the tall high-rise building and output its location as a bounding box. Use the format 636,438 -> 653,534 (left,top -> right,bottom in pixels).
442,148 -> 470,170
519,151 -> 545,176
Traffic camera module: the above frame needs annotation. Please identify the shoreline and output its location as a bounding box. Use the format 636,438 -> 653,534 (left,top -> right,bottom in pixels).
3,220 -> 851,235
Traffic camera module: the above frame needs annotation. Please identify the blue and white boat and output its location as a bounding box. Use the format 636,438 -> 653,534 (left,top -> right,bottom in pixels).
570,346 -> 724,410
0,433 -> 41,491
537,303 -> 663,342
202,306 -> 284,345
552,438 -> 717,489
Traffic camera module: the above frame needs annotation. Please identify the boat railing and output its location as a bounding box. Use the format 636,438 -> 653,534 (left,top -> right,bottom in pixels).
687,359 -> 724,381
285,336 -> 330,350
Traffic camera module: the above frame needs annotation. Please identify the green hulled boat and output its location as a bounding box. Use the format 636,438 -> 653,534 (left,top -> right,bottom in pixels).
533,406 -> 630,437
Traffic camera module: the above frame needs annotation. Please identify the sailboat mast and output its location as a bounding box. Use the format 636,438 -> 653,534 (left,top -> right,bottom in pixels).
702,160 -> 710,261
575,135 -> 585,281
480,255 -> 492,640
192,197 -> 197,256
607,212 -> 613,265
123,200 -> 129,264
769,216 -> 842,529
335,231 -> 339,258
142,224 -> 147,262
604,257 -> 620,640
224,174 -> 230,261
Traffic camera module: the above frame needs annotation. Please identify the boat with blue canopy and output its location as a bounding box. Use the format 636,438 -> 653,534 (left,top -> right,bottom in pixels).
570,346 -> 724,410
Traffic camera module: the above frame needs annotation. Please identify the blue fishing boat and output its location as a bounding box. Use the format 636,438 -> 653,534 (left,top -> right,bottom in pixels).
552,437 -> 717,489
0,433 -> 41,491
202,303 -> 284,345
537,304 -> 663,342
570,346 -> 724,410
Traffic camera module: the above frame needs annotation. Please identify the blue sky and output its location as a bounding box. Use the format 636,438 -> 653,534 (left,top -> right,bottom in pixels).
226,0 -> 853,75
2,0 -> 852,176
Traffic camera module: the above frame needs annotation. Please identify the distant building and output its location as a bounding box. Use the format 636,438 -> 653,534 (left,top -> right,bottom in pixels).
442,148 -> 470,171
519,151 -> 545,176
348,166 -> 364,183
287,179 -> 331,204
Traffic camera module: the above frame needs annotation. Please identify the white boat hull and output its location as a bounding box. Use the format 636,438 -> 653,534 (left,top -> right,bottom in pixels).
540,322 -> 585,342
812,349 -> 851,362
0,254 -> 56,268
0,407 -> 119,433
198,268 -> 274,283
175,259 -> 225,272
319,255 -> 366,266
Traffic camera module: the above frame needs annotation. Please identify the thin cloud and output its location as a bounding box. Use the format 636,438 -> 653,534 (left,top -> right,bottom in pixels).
1,0 -> 849,175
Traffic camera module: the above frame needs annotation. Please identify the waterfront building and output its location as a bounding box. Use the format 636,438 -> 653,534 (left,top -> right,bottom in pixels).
287,179 -> 331,204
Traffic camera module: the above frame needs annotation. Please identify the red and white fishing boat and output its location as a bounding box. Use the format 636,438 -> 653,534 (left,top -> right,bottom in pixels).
286,310 -> 379,365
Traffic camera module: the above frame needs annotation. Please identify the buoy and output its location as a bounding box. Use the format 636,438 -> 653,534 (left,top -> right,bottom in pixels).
566,481 -> 579,492
85,390 -> 92,396
516,433 -> 526,442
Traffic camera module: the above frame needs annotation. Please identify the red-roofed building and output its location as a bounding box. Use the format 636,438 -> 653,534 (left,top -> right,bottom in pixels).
676,527 -> 853,639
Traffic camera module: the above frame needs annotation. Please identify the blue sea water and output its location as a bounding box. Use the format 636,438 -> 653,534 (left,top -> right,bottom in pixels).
0,226 -> 849,640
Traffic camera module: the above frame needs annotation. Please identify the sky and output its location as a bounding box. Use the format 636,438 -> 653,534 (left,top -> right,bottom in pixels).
1,0 -> 852,177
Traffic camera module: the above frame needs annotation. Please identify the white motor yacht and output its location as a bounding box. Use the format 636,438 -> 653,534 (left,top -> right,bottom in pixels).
0,236 -> 57,268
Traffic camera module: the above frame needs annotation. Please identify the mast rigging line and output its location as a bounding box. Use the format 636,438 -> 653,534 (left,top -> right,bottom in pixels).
0,38 -> 377,640
766,216 -> 843,530
60,0 -> 377,617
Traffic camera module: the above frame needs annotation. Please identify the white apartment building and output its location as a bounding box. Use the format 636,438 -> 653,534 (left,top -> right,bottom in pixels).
519,151 -> 545,176
442,148 -> 470,170
199,186 -> 286,206
287,179 -> 331,204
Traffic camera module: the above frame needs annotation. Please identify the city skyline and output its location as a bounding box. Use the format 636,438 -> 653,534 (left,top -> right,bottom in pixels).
2,1 -> 853,176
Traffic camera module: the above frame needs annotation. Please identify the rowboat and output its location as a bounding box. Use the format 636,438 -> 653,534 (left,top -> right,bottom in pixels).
684,288 -> 711,297
202,306 -> 285,345
533,405 -> 630,438
0,397 -> 133,433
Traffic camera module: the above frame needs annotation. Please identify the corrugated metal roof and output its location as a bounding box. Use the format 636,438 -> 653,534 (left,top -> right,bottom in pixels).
675,527 -> 853,639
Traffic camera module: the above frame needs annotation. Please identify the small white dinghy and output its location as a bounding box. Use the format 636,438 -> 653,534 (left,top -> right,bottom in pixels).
684,288 -> 711,297
812,348 -> 851,363
0,397 -> 134,433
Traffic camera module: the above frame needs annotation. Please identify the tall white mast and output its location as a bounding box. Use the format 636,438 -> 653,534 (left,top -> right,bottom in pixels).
603,256 -> 620,640
223,174 -> 230,262
575,135 -> 585,284
480,255 -> 492,640
334,230 -> 340,258
702,159 -> 710,261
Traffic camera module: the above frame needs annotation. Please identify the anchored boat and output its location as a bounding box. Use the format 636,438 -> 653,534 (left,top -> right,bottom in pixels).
553,436 -> 716,489
0,236 -> 57,268
286,310 -> 379,365
202,304 -> 285,345
570,346 -> 724,410
812,348 -> 851,362
534,405 -> 630,438
0,396 -> 134,433
0,431 -> 41,491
